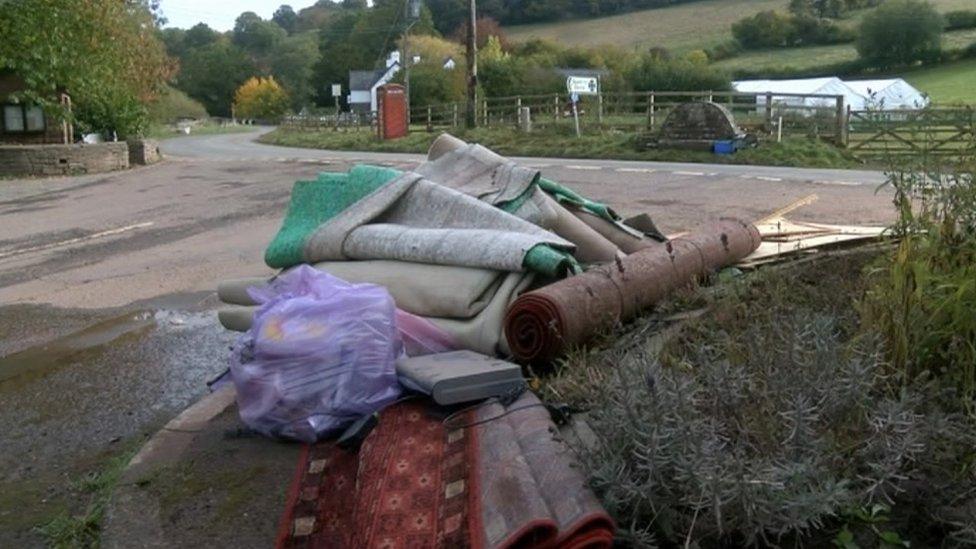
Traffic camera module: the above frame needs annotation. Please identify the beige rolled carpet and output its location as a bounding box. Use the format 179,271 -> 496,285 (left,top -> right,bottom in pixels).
218,265 -> 534,357
219,261 -> 516,320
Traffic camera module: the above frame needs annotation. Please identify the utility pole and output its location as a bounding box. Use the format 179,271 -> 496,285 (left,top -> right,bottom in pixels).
465,0 -> 477,128
404,0 -> 420,121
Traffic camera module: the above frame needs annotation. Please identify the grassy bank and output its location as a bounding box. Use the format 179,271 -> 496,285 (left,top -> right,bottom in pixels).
145,121 -> 255,140
260,126 -> 864,169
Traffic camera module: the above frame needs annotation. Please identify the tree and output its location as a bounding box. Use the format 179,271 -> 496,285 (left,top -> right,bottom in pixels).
273,5 -> 299,34
178,41 -> 255,116
450,17 -> 510,51
271,34 -> 321,110
0,0 -> 174,137
856,0 -> 943,69
233,77 -> 290,120
732,11 -> 797,49
184,23 -> 220,49
233,12 -> 286,57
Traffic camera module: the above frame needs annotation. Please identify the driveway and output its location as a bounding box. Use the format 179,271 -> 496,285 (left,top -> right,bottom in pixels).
0,127 -> 895,545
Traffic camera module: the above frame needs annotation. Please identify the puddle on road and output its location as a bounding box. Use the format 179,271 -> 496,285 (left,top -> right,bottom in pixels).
0,304 -> 236,478
0,310 -> 155,387
0,302 -> 237,545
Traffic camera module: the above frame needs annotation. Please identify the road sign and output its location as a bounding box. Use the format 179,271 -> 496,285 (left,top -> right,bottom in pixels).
331,83 -> 342,96
566,76 -> 599,95
570,92 -> 579,103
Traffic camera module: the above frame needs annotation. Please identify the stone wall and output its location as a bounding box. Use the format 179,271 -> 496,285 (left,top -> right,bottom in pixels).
127,139 -> 161,165
0,142 -> 129,177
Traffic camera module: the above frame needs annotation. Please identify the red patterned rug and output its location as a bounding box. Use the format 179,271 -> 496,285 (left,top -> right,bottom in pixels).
275,393 -> 614,549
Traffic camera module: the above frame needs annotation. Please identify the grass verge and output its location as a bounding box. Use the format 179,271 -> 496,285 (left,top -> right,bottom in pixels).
260,126 -> 864,169
35,443 -> 140,548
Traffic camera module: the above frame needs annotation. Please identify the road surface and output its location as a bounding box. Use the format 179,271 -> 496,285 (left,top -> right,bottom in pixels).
2,127 -> 893,309
0,127 -> 895,545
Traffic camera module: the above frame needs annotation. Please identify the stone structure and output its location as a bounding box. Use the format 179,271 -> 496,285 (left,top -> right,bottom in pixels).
0,142 -> 129,177
654,101 -> 747,151
127,139 -> 162,165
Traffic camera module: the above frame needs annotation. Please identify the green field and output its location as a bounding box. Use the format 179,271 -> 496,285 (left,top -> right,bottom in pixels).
902,58 -> 976,104
713,28 -> 976,75
505,0 -> 974,53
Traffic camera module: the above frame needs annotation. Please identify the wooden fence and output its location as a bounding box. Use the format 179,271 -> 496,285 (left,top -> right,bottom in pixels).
282,90 -> 849,144
847,107 -> 976,159
410,91 -> 848,144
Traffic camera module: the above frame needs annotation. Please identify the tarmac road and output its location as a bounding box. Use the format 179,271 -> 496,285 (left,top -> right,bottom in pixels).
0,127 -> 895,545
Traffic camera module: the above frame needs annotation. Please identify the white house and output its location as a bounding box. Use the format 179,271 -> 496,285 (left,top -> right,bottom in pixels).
347,51 -> 401,113
733,77 -> 867,111
844,79 -> 929,110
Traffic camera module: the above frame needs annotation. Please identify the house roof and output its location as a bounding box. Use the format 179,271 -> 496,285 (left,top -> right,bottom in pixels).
349,69 -> 387,92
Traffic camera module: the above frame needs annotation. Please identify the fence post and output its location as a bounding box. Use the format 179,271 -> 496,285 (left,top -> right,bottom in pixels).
707,90 -> 713,103
646,92 -> 655,130
426,106 -> 432,132
765,92 -> 773,133
836,96 -> 848,147
516,96 -> 522,129
554,94 -> 559,123
482,99 -> 488,127
452,103 -> 458,128
598,93 -> 604,126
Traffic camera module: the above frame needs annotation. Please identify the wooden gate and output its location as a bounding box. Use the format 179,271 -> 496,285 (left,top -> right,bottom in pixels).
847,108 -> 976,159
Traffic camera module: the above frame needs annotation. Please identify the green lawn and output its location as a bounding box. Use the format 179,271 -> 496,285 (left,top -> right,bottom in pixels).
145,121 -> 254,140
505,0 -> 974,53
902,58 -> 976,104
713,28 -> 976,76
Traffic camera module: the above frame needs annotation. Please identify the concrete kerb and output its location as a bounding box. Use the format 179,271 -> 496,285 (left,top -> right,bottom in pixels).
102,385 -> 237,549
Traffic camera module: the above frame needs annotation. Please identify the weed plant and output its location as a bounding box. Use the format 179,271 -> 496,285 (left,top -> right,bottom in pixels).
549,255 -> 976,546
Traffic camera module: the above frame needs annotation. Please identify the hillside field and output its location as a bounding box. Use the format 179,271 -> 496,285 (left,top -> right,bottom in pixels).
903,58 -> 976,104
713,28 -> 976,74
505,0 -> 975,53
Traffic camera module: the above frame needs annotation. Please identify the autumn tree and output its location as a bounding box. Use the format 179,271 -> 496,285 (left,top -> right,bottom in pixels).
0,0 -> 174,137
233,77 -> 290,120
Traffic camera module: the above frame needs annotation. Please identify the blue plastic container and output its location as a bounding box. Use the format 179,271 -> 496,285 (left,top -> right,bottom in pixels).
713,140 -> 736,154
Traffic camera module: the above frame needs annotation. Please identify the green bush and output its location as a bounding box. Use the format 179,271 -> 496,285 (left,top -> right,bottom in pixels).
625,54 -> 730,92
148,85 -> 208,123
733,11 -> 852,50
945,10 -> 976,31
732,11 -> 797,48
406,62 -> 465,107
856,0 -> 944,69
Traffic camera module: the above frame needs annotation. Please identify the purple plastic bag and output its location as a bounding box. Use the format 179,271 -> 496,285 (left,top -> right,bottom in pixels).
229,265 -> 403,442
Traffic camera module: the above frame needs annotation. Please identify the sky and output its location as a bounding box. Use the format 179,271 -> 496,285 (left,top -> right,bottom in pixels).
160,0 -> 321,31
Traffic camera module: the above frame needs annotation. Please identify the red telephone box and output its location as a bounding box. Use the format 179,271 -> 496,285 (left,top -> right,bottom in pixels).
376,84 -> 408,140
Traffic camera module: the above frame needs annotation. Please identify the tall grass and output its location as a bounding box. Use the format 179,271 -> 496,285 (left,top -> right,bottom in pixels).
862,152 -> 976,407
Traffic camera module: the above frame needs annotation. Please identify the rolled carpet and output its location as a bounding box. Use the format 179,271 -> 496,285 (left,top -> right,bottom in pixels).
504,218 -> 761,363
